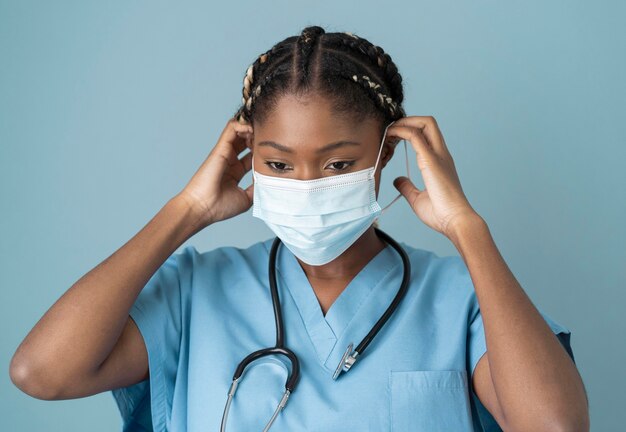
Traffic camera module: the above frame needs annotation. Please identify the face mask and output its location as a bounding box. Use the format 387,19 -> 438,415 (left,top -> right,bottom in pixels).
251,120 -> 409,266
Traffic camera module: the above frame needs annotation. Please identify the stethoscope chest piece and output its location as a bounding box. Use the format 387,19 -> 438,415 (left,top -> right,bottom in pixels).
332,342 -> 359,380
220,227 -> 410,431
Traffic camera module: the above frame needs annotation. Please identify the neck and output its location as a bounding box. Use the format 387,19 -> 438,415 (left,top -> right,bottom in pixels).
295,225 -> 387,281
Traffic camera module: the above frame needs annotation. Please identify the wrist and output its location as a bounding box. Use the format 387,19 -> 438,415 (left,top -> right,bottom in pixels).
445,212 -> 488,246
168,194 -> 212,234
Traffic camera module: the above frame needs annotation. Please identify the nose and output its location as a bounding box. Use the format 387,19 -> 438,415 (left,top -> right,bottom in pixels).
297,166 -> 326,181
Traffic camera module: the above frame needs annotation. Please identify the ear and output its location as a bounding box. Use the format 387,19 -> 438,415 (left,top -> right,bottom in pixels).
380,142 -> 396,169
244,131 -> 254,151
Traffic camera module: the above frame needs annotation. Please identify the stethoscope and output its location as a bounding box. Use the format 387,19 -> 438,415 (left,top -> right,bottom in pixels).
220,227 -> 411,431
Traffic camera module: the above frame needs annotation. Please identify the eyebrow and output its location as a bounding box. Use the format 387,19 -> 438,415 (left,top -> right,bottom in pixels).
257,140 -> 361,154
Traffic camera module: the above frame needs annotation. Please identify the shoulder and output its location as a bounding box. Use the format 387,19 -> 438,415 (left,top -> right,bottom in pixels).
174,237 -> 274,277
177,239 -> 272,267
400,242 -> 473,294
396,242 -> 477,320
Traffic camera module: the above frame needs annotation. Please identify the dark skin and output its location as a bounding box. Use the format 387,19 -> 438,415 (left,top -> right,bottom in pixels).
10,91 -> 588,431
237,93 -> 589,431
246,94 -> 396,316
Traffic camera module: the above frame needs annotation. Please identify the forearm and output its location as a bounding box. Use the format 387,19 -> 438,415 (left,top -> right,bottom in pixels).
10,194 -> 204,393
448,215 -> 589,431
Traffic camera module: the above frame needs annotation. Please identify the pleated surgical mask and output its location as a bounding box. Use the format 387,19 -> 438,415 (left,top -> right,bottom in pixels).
251,120 -> 409,266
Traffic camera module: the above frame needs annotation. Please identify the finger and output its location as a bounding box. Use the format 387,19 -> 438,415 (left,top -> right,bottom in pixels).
224,129 -> 253,168
215,119 -> 253,158
237,151 -> 253,180
392,116 -> 450,158
244,182 -> 254,204
231,124 -> 253,155
393,176 -> 422,208
385,124 -> 434,166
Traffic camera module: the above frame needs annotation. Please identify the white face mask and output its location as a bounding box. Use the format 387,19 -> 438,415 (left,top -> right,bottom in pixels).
251,120 -> 409,266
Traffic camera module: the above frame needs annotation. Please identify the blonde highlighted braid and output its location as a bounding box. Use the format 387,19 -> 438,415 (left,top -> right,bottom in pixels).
234,26 -> 406,130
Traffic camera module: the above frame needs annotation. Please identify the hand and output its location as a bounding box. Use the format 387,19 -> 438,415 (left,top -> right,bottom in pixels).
388,116 -> 481,238
175,117 -> 255,227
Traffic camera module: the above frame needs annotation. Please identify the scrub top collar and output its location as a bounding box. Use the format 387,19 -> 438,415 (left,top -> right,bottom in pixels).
267,238 -> 406,375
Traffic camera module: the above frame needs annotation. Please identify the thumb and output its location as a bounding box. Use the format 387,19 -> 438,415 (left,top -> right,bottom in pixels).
244,183 -> 254,206
393,176 -> 422,202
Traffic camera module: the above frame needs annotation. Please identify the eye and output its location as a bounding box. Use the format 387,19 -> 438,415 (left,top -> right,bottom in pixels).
327,161 -> 355,171
265,161 -> 291,172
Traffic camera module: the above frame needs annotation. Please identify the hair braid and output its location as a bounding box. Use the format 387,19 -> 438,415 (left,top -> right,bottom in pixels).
322,32 -> 405,113
233,25 -> 406,129
296,26 -> 325,85
321,53 -> 405,119
235,40 -> 295,124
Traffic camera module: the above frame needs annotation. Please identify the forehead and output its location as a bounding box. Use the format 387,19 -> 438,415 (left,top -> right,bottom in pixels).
253,94 -> 381,149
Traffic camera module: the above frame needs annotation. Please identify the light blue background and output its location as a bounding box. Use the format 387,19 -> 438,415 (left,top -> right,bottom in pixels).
1,1 -> 623,430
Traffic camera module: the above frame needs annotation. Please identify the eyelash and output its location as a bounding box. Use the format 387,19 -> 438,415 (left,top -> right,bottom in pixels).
264,161 -> 355,173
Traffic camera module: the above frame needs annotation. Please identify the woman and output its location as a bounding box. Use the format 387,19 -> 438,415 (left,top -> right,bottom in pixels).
10,26 -> 589,431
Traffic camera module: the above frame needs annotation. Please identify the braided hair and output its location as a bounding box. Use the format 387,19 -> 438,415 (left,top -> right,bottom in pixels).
233,26 -> 406,136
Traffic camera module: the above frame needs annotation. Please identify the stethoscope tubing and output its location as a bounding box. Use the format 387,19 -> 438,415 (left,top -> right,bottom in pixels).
220,226 -> 410,431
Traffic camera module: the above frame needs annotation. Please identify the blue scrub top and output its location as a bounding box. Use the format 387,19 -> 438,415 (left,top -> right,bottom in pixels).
110,237 -> 575,431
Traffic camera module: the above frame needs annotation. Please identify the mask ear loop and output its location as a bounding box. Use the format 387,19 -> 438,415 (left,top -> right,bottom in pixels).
251,146 -> 260,182
372,120 -> 411,216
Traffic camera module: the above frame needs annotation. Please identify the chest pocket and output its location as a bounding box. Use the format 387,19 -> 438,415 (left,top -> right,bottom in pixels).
390,370 -> 474,431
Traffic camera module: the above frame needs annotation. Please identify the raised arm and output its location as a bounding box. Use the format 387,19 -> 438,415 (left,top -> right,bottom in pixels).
9,118 -> 256,400
9,195 -> 204,400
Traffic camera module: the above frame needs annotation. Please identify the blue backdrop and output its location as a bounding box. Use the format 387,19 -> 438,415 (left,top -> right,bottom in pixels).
1,1 -> 623,430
